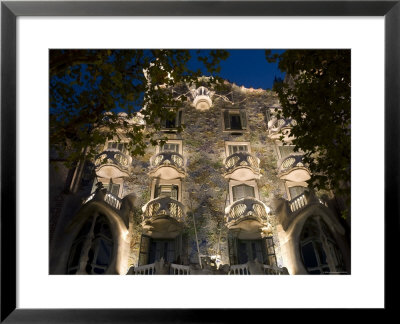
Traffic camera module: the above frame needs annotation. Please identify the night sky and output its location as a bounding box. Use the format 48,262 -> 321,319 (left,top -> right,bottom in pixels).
191,49 -> 285,90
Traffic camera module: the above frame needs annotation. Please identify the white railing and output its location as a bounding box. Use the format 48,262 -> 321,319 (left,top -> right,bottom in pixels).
133,263 -> 156,275
104,193 -> 122,210
229,263 -> 288,275
170,264 -> 190,275
229,264 -> 250,275
82,193 -> 95,205
289,192 -> 308,212
82,191 -> 122,210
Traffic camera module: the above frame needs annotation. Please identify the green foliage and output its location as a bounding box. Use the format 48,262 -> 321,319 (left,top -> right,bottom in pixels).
266,50 -> 350,211
50,49 -> 229,167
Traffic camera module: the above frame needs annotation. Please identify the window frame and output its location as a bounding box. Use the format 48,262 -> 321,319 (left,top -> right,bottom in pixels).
92,178 -> 124,198
151,178 -> 182,202
224,141 -> 251,157
229,179 -> 259,204
286,181 -> 308,200
156,139 -> 183,155
222,109 -> 248,133
160,107 -> 184,132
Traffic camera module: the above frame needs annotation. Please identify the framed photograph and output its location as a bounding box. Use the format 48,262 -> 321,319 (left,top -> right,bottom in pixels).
1,0 -> 398,321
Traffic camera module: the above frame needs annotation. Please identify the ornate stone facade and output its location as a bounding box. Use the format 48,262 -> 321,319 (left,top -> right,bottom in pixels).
49,80 -> 350,275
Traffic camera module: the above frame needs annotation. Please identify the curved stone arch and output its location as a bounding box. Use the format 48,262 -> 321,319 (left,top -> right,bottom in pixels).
281,204 -> 348,274
63,201 -> 130,275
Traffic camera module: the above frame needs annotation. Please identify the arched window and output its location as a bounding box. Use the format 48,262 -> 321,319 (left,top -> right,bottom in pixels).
67,214 -> 114,274
300,216 -> 345,274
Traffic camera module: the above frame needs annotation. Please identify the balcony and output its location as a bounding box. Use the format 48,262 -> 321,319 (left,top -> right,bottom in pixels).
278,154 -> 311,182
148,152 -> 185,180
82,190 -> 122,210
224,152 -> 260,181
267,117 -> 296,140
229,262 -> 288,275
288,191 -> 328,213
225,197 -> 270,231
142,196 -> 185,225
130,262 -> 190,275
191,86 -> 213,111
95,150 -> 131,178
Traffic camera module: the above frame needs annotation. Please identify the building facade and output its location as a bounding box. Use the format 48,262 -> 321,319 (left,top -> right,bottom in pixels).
49,80 -> 350,275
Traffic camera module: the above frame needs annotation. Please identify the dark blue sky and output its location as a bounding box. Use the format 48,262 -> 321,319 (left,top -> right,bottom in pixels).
191,49 -> 285,90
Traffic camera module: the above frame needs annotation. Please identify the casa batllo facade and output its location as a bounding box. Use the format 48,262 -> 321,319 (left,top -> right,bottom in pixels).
49,80 -> 350,275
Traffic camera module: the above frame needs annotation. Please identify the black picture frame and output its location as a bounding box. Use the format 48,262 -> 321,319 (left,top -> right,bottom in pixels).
1,0 -> 398,322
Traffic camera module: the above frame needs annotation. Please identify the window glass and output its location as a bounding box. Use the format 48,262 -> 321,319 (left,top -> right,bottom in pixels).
300,217 -> 344,274
161,143 -> 180,153
224,110 -> 247,131
104,183 -> 120,196
278,145 -> 295,159
289,186 -> 306,199
155,184 -> 179,200
67,214 -> 113,274
228,145 -> 248,155
232,184 -> 255,201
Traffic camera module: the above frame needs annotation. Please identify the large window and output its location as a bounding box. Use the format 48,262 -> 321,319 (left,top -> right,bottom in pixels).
300,217 -> 345,274
232,184 -> 255,201
67,214 -> 114,274
223,110 -> 247,131
138,235 -> 182,266
228,236 -> 277,266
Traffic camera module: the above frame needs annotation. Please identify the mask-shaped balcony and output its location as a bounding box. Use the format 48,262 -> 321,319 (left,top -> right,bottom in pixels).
225,197 -> 270,232
191,86 -> 213,111
278,154 -> 311,182
267,117 -> 296,140
95,150 -> 131,178
149,152 -> 185,180
224,152 -> 261,181
141,197 -> 185,234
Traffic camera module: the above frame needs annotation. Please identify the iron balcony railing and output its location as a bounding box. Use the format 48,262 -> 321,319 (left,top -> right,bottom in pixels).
225,197 -> 269,226
224,152 -> 260,175
95,150 -> 130,170
150,152 -> 184,170
142,196 -> 185,223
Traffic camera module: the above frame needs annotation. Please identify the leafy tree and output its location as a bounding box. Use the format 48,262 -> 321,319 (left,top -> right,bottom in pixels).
266,50 -> 350,216
50,49 -> 229,168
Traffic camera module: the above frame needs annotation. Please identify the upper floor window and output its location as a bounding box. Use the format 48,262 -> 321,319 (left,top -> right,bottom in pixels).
289,186 -> 307,200
228,144 -> 248,155
67,214 -> 114,274
154,184 -> 179,200
161,143 -> 180,153
278,145 -> 295,159
223,109 -> 247,131
232,184 -> 255,201
107,142 -> 125,152
161,109 -> 183,130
